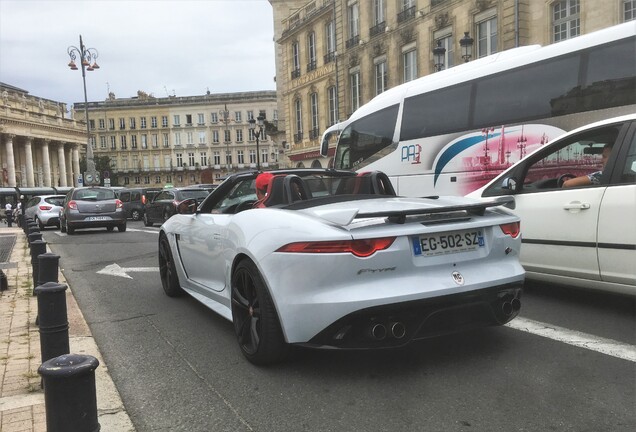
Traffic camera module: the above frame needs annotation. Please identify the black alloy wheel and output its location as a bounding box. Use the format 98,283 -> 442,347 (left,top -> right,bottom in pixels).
231,259 -> 287,365
131,209 -> 141,221
158,234 -> 183,297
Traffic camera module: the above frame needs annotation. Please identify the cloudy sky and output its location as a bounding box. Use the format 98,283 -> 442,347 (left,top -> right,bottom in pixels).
0,0 -> 276,110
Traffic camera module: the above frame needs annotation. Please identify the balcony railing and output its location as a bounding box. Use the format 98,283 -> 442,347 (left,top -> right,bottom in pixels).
293,132 -> 303,143
309,128 -> 319,140
291,68 -> 301,79
307,60 -> 317,72
398,6 -> 416,23
324,51 -> 336,64
345,34 -> 360,49
370,21 -> 386,37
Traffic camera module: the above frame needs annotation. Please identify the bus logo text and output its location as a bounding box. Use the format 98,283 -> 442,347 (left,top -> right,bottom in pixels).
401,144 -> 421,164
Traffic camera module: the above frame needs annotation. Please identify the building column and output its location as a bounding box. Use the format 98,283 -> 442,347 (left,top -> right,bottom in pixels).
65,146 -> 73,186
57,143 -> 67,187
3,134 -> 17,187
24,137 -> 35,187
42,139 -> 52,187
72,146 -> 81,187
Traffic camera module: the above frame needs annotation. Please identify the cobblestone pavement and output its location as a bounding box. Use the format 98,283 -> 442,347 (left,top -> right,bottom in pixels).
0,226 -> 135,431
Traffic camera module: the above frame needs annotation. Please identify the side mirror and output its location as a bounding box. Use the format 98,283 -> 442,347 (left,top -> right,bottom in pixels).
320,134 -> 330,157
176,198 -> 197,214
501,177 -> 517,192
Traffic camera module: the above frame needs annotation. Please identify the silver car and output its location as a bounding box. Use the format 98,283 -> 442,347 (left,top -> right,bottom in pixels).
24,194 -> 66,230
60,186 -> 126,234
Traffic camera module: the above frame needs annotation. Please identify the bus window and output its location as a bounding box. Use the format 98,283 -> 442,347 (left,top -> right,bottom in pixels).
401,83 -> 472,141
337,104 -> 399,169
473,54 -> 580,127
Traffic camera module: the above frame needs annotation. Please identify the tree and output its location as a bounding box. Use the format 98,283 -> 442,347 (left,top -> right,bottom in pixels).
79,155 -> 115,185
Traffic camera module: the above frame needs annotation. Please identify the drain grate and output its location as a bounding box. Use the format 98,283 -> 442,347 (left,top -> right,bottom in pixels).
0,234 -> 17,262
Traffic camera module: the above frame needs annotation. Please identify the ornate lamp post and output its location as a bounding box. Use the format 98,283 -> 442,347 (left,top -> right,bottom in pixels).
248,115 -> 265,170
219,104 -> 230,172
433,40 -> 446,72
67,35 -> 100,186
460,32 -> 474,63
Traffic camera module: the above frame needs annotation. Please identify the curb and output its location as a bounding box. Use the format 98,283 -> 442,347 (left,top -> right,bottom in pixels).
0,226 -> 135,431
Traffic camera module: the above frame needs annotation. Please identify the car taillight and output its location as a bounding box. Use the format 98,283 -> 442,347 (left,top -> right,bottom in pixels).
68,200 -> 78,210
38,205 -> 52,211
276,237 -> 396,258
116,199 -> 123,209
500,222 -> 520,238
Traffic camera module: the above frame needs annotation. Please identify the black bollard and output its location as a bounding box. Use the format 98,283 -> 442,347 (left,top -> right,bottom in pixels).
26,220 -> 37,234
38,253 -> 60,287
34,282 -> 70,363
27,226 -> 40,248
38,354 -> 100,432
28,231 -> 43,246
30,239 -> 47,290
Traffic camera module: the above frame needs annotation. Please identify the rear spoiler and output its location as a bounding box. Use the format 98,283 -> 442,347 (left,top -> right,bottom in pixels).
356,196 -> 515,224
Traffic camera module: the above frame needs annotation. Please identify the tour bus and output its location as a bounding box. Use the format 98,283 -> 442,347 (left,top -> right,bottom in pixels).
320,22 -> 635,197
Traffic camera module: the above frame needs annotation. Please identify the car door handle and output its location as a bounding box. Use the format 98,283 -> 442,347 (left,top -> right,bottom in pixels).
563,201 -> 591,210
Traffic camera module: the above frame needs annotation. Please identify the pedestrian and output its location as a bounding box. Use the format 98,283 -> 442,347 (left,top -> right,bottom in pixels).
5,202 -> 13,227
13,201 -> 22,227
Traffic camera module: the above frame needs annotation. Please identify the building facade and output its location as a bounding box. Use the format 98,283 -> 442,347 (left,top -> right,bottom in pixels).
270,0 -> 635,168
77,90 -> 281,187
0,83 -> 86,188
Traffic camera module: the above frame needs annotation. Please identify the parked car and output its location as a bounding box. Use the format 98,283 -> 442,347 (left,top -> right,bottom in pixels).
158,169 -> 524,364
468,114 -> 636,295
59,186 -> 126,234
118,187 -> 162,221
143,187 -> 210,226
24,194 -> 66,229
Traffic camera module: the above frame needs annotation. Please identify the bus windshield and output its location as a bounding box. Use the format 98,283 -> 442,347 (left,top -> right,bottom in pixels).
335,104 -> 399,170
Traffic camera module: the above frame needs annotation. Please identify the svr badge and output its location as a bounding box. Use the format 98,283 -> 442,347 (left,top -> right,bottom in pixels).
452,271 -> 464,285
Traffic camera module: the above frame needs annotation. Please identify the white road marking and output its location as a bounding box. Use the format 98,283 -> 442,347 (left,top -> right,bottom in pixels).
97,263 -> 159,279
506,317 -> 636,363
127,227 -> 160,234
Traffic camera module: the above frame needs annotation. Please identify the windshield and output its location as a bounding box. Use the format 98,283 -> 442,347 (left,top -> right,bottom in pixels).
334,104 -> 399,170
74,188 -> 116,201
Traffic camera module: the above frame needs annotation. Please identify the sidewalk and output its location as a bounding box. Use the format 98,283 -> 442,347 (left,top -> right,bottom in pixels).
0,226 -> 135,431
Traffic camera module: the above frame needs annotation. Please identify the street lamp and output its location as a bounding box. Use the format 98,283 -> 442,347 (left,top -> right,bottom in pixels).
248,115 -> 265,170
460,31 -> 474,63
67,35 -> 100,186
219,104 -> 230,172
433,40 -> 446,72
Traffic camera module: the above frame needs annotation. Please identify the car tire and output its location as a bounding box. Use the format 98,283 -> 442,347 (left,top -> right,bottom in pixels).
60,219 -> 66,233
35,216 -> 45,231
231,259 -> 288,365
131,209 -> 141,221
158,234 -> 184,297
65,220 -> 75,235
162,210 -> 171,223
118,224 -> 127,232
107,226 -> 114,232
143,213 -> 153,227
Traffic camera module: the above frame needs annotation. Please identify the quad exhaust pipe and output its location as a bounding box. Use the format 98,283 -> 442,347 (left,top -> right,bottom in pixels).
501,298 -> 522,317
367,321 -> 406,340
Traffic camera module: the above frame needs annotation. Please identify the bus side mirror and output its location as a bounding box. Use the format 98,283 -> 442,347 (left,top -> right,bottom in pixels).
501,177 -> 518,192
320,135 -> 329,157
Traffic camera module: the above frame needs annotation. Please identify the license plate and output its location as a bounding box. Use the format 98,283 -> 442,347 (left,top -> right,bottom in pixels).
85,216 -> 109,221
412,229 -> 484,257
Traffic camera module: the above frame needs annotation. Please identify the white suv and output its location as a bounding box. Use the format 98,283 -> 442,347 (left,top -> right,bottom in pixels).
469,114 -> 636,295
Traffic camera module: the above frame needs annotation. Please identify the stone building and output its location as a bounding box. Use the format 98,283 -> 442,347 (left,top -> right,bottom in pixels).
0,82 -> 86,188
269,0 -> 634,168
76,90 -> 281,187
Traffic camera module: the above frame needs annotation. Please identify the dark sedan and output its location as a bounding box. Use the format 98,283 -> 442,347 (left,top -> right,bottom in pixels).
143,187 -> 210,226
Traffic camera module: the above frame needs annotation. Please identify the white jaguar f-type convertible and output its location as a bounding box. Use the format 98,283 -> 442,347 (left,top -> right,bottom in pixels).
159,169 -> 524,364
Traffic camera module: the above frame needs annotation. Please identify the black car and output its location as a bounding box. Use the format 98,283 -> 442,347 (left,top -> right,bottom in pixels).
118,187 -> 162,221
143,187 -> 210,226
